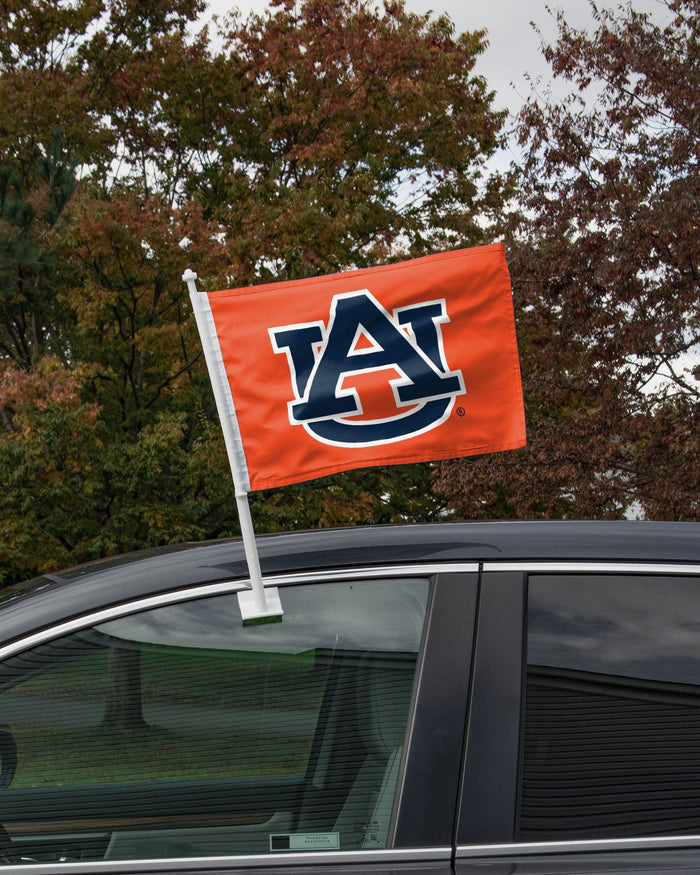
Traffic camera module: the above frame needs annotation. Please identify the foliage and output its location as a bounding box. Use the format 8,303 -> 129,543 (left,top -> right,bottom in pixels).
438,0 -> 700,520
0,0 -> 506,583
195,0 -> 505,282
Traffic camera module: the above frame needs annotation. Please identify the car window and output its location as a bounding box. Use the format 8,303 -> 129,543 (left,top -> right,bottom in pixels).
519,574 -> 700,841
0,577 -> 428,864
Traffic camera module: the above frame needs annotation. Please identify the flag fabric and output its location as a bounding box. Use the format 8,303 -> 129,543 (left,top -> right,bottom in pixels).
195,244 -> 526,492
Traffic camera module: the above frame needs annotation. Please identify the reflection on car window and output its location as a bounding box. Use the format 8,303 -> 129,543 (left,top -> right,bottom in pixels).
519,574 -> 700,841
0,578 -> 428,863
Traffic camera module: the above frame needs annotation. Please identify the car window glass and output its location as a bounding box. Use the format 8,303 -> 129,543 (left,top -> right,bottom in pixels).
519,574 -> 700,841
0,577 -> 428,864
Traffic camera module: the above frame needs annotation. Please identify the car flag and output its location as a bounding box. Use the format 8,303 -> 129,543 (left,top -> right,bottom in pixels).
187,244 -> 525,493
184,244 -> 525,620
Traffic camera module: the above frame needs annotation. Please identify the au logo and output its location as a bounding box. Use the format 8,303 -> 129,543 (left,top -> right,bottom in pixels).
269,290 -> 465,447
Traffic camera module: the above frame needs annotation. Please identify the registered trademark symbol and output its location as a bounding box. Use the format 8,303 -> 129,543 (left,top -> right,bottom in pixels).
456,407 -> 465,417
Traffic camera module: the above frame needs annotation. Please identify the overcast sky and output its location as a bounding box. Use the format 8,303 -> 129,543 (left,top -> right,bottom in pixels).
412,0 -> 673,112
207,0 -> 674,116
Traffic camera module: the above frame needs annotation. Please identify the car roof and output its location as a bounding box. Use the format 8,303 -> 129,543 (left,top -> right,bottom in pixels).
1,520 -> 699,647
53,519 -> 700,578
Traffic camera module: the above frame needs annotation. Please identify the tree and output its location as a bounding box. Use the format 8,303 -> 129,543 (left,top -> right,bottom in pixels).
100,645 -> 147,732
0,0 -> 507,583
192,0 -> 505,283
438,0 -> 700,520
0,131 -> 77,371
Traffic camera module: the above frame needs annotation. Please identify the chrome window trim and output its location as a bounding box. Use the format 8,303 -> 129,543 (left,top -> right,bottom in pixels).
482,561 -> 700,575
259,563 -> 477,585
457,834 -> 700,858
0,562 -> 476,665
4,846 -> 452,874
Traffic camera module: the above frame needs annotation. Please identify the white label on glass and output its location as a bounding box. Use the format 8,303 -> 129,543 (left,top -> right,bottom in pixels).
270,832 -> 340,852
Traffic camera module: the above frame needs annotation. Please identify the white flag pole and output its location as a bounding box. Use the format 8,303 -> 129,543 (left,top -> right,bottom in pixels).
183,269 -> 282,625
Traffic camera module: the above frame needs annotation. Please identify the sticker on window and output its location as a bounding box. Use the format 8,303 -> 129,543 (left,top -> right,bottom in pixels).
270,833 -> 340,852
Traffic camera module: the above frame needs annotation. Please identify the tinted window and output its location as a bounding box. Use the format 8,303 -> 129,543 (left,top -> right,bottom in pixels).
519,574 -> 700,841
0,577 -> 428,863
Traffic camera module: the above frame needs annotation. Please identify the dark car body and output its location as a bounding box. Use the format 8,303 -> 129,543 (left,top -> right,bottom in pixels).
2,521 -> 700,874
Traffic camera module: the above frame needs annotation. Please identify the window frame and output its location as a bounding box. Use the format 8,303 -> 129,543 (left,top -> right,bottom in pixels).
0,563 -> 478,873
456,561 -> 700,863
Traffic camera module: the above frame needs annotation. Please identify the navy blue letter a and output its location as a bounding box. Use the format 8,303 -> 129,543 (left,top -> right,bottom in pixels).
288,292 -> 462,423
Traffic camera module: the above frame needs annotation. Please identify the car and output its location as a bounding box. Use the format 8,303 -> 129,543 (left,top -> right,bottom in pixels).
1,520 -> 700,874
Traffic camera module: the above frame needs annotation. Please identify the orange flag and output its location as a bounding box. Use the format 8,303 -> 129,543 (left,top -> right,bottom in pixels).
189,244 -> 525,492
